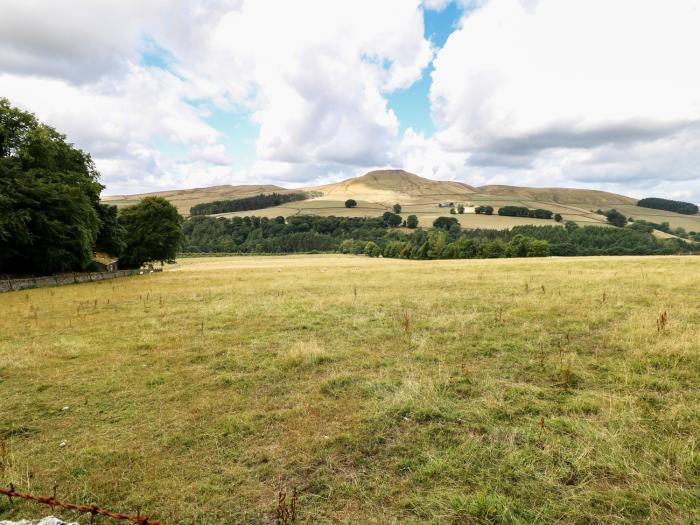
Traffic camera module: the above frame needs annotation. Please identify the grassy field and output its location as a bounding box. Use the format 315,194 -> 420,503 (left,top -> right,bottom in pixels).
1,255 -> 699,524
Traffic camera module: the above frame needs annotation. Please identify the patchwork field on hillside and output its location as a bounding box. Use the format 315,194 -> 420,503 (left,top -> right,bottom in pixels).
2,255 -> 699,523
102,170 -> 700,233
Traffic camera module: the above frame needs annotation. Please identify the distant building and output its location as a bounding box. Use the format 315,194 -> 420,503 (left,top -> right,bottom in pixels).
93,252 -> 119,272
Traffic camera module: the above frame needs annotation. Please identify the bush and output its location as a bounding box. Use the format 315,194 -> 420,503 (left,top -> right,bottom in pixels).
345,199 -> 357,208
554,213 -> 563,222
406,215 -> 419,228
457,204 -> 465,214
392,203 -> 402,214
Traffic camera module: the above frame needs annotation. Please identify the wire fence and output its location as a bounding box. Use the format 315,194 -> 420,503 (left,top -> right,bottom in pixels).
0,485 -> 172,525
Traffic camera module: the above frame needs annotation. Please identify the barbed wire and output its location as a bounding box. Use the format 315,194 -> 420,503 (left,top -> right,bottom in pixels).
0,484 -> 173,525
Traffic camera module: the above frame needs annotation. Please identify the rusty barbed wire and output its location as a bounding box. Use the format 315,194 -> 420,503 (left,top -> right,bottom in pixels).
1,484 -> 174,525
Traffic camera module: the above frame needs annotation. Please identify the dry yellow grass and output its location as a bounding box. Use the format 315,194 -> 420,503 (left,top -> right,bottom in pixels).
3,255 -> 699,523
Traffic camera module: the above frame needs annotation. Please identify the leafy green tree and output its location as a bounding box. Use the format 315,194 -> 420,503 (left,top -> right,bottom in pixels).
392,203 -> 402,214
382,211 -> 402,227
433,216 -> 459,230
95,204 -> 126,257
554,213 -> 563,222
119,197 -> 184,268
449,207 -> 456,214
344,199 -> 357,208
527,239 -> 550,257
0,98 -> 103,275
565,221 -> 579,233
364,241 -> 381,257
427,230 -> 447,258
406,214 -> 418,228
457,204 -> 465,214
605,209 -> 627,228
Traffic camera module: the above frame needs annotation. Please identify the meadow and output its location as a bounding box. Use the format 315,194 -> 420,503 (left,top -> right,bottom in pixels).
1,255 -> 699,524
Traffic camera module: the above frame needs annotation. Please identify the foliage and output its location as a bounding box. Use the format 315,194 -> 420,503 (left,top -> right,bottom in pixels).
382,211 -> 402,227
344,199 -> 357,208
95,203 -> 126,257
554,213 -> 563,222
363,241 -> 382,257
509,224 -> 697,256
474,205 -> 494,215
498,206 -> 553,219
638,197 -> 698,215
457,204 -> 465,214
406,214 -> 419,228
392,203 -> 402,214
190,192 -> 311,216
119,197 -> 184,268
604,209 -> 627,228
433,216 -> 459,230
182,212 -> 698,261
0,98 -> 104,275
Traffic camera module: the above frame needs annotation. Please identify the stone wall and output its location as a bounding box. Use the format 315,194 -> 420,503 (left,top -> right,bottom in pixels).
0,269 -> 160,293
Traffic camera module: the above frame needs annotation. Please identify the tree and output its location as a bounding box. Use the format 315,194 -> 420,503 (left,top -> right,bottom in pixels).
605,209 -> 627,228
382,211 -> 402,227
392,203 -> 402,214
119,197 -> 184,268
406,215 -> 418,228
565,221 -> 579,233
433,216 -> 459,230
554,213 -> 563,222
449,207 -> 456,214
364,241 -> 381,257
95,204 -> 126,257
457,204 -> 465,214
0,98 -> 104,275
344,199 -> 357,208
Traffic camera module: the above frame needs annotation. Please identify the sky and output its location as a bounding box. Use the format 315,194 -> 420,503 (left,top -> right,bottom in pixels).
1,0 -> 699,203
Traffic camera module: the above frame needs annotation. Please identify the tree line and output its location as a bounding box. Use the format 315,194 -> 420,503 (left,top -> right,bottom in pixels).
190,192 -> 316,216
0,99 -> 184,276
183,212 -> 697,259
637,197 -> 698,215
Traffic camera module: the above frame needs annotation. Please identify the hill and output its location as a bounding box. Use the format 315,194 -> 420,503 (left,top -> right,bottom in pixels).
308,169 -> 476,202
102,169 -> 700,231
476,184 -> 636,206
103,184 -> 289,216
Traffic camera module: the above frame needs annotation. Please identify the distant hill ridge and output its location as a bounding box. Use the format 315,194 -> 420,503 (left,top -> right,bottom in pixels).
104,169 -> 636,215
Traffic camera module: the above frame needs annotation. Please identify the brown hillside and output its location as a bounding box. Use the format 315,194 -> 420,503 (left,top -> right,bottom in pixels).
103,184 -> 289,216
477,185 -> 636,207
306,169 -> 476,203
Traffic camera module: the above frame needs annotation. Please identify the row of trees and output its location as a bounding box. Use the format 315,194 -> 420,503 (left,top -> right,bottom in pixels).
190,192 -> 312,216
637,197 -> 698,215
497,206 -> 561,221
182,211 -> 697,259
0,99 -> 183,275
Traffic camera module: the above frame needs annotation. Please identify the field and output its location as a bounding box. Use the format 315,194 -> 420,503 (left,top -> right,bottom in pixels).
1,255 -> 700,524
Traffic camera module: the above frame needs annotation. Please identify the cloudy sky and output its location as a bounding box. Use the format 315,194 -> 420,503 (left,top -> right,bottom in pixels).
2,0 -> 699,202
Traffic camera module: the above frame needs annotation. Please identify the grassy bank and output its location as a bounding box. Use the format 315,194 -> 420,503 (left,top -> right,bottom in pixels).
1,255 -> 699,523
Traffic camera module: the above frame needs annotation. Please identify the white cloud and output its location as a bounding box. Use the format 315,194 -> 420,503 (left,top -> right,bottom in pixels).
429,0 -> 700,201
0,0 -> 434,192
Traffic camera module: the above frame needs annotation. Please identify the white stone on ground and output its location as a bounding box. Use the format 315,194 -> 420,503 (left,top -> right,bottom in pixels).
0,517 -> 78,525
